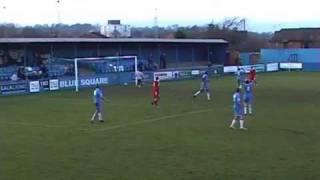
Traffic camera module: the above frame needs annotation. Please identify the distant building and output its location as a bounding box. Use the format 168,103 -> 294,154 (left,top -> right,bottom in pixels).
80,32 -> 107,38
272,28 -> 320,48
100,20 -> 131,38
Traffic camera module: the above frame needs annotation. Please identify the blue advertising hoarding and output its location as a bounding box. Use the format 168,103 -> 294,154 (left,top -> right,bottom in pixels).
0,82 -> 28,95
59,75 -> 109,89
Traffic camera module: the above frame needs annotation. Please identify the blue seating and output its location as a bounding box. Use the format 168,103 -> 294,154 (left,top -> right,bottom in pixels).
0,58 -> 140,81
48,64 -> 67,77
0,66 -> 18,81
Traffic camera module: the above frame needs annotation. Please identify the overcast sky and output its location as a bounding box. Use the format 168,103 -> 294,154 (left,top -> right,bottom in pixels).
0,0 -> 319,32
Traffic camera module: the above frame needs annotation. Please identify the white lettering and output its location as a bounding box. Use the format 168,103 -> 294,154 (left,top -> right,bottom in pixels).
60,80 -> 75,88
59,77 -> 108,88
80,78 -> 108,86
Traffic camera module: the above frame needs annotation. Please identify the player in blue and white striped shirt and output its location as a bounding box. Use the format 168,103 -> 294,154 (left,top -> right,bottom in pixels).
229,88 -> 247,130
91,85 -> 105,123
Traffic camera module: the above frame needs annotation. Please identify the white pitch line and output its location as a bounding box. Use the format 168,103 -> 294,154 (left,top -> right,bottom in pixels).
0,108 -> 215,132
82,108 -> 214,132
0,121 -> 67,129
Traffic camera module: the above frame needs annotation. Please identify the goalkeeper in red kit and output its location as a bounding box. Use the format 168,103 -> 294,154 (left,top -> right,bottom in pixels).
151,77 -> 160,108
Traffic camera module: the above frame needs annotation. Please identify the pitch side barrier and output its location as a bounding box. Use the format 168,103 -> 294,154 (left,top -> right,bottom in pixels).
152,65 -> 224,81
223,62 -> 303,75
0,63 -> 302,96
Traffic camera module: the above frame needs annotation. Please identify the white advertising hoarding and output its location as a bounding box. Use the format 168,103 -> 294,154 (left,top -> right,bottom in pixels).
280,63 -> 303,69
29,81 -> 40,93
49,79 -> 59,91
267,63 -> 279,72
154,72 -> 173,80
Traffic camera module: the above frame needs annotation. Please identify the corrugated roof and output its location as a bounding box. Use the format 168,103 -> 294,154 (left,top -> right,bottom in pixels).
0,38 -> 228,44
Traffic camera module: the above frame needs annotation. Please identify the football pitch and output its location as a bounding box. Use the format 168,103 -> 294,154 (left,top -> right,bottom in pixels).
1,72 -> 320,180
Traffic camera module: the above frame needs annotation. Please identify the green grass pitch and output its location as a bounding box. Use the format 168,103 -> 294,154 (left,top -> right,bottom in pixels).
1,72 -> 320,180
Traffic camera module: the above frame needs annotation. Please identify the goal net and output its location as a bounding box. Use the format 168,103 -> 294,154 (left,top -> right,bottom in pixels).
49,56 -> 138,91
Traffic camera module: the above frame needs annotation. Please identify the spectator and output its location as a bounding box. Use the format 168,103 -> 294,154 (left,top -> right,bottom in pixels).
17,67 -> 25,80
160,53 -> 167,69
147,53 -> 153,70
209,52 -> 214,64
40,64 -> 48,78
153,63 -> 158,70
0,57 -> 4,67
66,64 -> 75,76
138,60 -> 144,71
17,56 -> 24,66
174,71 -> 179,79
10,73 -> 18,81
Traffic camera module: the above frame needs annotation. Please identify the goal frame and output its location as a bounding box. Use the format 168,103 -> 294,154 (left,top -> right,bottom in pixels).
73,56 -> 138,92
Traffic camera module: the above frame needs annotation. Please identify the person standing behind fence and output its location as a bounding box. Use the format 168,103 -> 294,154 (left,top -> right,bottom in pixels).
147,53 -> 154,70
160,53 -> 167,69
135,70 -> 144,88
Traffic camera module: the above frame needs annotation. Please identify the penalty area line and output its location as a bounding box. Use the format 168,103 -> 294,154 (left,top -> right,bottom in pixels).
0,108 -> 215,131
82,108 -> 214,132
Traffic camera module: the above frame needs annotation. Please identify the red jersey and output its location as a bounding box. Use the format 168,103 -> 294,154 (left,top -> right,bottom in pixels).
152,80 -> 160,97
249,69 -> 256,80
152,80 -> 160,91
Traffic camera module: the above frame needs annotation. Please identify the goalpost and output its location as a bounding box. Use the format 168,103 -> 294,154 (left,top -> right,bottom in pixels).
50,56 -> 138,92
74,56 -> 138,92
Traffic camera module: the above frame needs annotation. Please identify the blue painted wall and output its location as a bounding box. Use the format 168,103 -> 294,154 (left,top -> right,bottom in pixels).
261,49 -> 320,63
261,48 -> 320,71
240,53 -> 250,65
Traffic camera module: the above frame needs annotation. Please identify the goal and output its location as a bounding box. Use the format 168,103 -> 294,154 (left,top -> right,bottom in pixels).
49,56 -> 138,92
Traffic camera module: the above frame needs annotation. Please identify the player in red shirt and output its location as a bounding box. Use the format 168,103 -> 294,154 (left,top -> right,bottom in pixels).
248,67 -> 257,85
151,77 -> 160,108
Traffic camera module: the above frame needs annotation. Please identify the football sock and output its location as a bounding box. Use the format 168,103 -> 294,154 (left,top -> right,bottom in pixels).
153,99 -> 158,107
98,113 -> 102,121
240,120 -> 245,129
230,120 -> 236,127
91,111 -> 97,121
194,91 -> 201,96
207,92 -> 211,100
